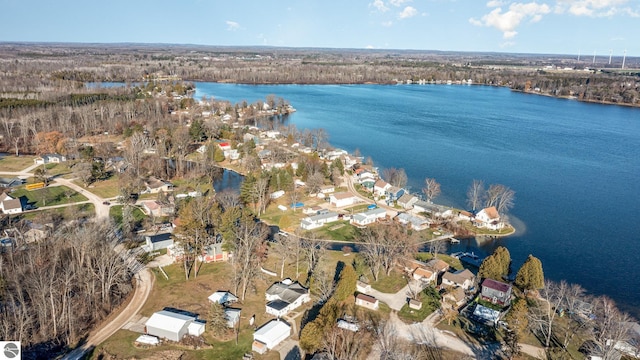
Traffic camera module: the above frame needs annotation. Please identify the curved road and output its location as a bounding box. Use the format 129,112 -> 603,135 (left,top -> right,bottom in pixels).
62,268 -> 154,360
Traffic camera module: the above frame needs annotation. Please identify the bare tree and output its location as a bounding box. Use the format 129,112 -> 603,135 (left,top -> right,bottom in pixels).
306,171 -> 325,194
585,296 -> 633,360
485,184 -> 515,215
382,167 -> 408,189
422,178 -> 441,203
466,179 -> 485,212
301,236 -> 327,283
529,280 -> 568,348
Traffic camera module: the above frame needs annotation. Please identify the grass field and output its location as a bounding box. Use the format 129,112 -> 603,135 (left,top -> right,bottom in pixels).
369,270 -> 407,293
11,185 -> 88,207
20,203 -> 95,221
80,175 -> 121,198
109,205 -> 147,225
0,155 -> 36,172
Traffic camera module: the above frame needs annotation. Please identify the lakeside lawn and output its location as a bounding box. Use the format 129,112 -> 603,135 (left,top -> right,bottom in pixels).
0,155 -> 36,172
415,252 -> 464,271
11,185 -> 88,207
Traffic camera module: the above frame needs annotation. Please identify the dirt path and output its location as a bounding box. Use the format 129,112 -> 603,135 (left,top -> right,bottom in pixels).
62,268 -> 154,360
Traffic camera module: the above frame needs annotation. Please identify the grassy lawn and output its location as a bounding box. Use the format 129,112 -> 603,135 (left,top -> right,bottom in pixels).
459,221 -> 516,236
370,270 -> 407,293
415,252 -> 464,271
20,203 -> 95,221
0,155 -> 36,172
109,205 -> 147,225
81,175 -> 121,198
397,287 -> 441,323
11,185 -> 88,207
311,220 -> 358,241
44,162 -> 75,178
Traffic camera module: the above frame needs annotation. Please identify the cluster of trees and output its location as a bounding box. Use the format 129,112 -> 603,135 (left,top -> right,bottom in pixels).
467,180 -> 515,215
0,220 -> 133,358
357,223 -> 418,281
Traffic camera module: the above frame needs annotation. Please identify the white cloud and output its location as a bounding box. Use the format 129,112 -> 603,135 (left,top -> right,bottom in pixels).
469,2 -> 551,38
226,21 -> 240,31
487,0 -> 505,7
390,0 -> 412,6
366,45 -> 376,49
382,20 -> 394,27
554,0 -> 634,17
371,0 -> 389,12
398,6 -> 418,19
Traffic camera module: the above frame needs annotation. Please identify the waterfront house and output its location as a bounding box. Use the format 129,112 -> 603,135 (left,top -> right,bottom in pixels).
397,194 -> 418,209
412,267 -> 436,283
357,171 -> 376,184
411,200 -> 443,217
300,211 -> 340,230
350,208 -> 387,227
395,213 -> 430,231
480,278 -> 512,307
426,258 -> 450,275
355,293 -> 379,310
475,206 -> 503,230
443,287 -> 467,309
442,269 -> 476,290
252,319 -> 291,354
329,192 -> 358,208
373,179 -> 391,196
385,186 -> 405,203
265,279 -> 310,317
145,310 -> 205,342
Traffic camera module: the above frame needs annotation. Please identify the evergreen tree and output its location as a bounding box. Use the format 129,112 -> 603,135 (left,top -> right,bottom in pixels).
208,302 -> 229,336
478,246 -> 511,281
505,298 -> 529,339
515,254 -> 544,291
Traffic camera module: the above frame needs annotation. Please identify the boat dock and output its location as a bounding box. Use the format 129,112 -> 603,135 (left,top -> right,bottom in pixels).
451,251 -> 484,267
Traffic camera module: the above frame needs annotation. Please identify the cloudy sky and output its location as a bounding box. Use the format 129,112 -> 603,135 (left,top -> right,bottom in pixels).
1,0 -> 638,56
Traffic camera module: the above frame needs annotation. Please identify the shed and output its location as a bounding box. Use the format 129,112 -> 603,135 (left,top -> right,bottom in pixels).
145,310 -> 201,342
252,319 -> 291,354
208,291 -> 239,305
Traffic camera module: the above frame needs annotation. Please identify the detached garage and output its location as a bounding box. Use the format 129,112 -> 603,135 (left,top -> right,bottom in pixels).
145,310 -> 205,342
252,319 -> 291,354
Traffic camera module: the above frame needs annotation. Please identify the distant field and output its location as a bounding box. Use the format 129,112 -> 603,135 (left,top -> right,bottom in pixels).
0,155 -> 35,172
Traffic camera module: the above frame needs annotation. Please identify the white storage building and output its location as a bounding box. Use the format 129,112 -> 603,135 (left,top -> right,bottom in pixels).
145,310 -> 205,342
252,319 -> 291,354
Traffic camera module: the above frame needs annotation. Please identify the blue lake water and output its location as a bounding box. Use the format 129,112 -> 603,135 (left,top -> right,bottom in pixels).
195,82 -> 640,318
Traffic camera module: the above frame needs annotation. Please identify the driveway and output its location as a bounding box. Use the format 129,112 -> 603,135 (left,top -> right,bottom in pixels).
367,279 -> 426,311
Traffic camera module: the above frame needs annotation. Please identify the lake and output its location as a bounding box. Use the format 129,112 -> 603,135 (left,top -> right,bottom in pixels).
195,82 -> 640,318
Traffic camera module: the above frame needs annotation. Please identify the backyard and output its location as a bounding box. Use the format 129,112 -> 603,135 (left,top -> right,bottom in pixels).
11,185 -> 88,207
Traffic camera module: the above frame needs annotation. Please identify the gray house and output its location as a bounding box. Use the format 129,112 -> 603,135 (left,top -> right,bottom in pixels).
480,278 -> 512,307
145,232 -> 173,252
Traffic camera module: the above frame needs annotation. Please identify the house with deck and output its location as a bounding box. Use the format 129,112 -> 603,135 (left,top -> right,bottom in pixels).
475,206 -> 503,230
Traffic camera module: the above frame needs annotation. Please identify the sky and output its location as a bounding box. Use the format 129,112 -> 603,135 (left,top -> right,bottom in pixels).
1,0 -> 639,56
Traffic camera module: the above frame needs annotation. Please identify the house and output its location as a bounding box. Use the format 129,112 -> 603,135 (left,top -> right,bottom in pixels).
142,200 -> 174,217
397,194 -> 418,209
412,267 -> 436,283
218,142 -> 231,151
224,308 -> 241,328
356,281 -> 371,294
252,319 -> 291,354
0,193 -> 22,215
442,269 -> 475,290
443,287 -> 467,309
395,213 -> 430,231
302,205 -> 323,215
426,258 -> 450,275
0,177 -> 22,188
355,293 -> 379,310
411,200 -> 443,217
409,299 -> 423,310
350,208 -> 387,226
480,278 -> 512,306
208,291 -> 239,305
385,186 -> 405,202
329,192 -> 359,208
145,310 -> 205,342
457,210 -> 474,221
144,177 -> 174,194
320,185 -> 335,194
373,179 -> 391,196
34,153 -> 66,165
200,242 -> 230,263
475,206 -> 503,230
300,211 -> 340,230
265,279 -> 310,317
145,232 -> 174,252
357,171 -> 376,184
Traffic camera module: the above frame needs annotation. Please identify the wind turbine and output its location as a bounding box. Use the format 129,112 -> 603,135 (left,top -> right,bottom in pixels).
609,49 -> 613,65
592,50 -> 596,65
622,49 -> 626,69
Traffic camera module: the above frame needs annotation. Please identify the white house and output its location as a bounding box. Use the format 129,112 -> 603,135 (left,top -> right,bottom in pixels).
208,291 -> 239,305
319,185 -> 335,194
145,232 -> 174,252
252,319 -> 291,354
412,267 -> 437,283
355,293 -> 379,310
357,171 -> 376,184
395,213 -> 430,231
0,193 -> 22,215
300,211 -> 339,230
442,269 -> 476,290
373,179 -> 391,196
265,279 -> 310,317
145,310 -> 205,342
33,153 -> 66,165
475,206 -> 503,230
329,192 -> 359,208
350,208 -> 387,227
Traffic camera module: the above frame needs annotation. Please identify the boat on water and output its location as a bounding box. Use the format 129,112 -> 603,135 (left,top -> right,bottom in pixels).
451,251 -> 484,267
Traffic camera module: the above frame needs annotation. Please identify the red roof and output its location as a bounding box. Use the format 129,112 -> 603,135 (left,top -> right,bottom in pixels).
482,278 -> 511,292
219,142 -> 230,147
356,293 -> 378,304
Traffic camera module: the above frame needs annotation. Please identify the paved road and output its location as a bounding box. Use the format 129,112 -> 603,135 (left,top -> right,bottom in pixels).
62,268 -> 154,360
53,177 -> 111,219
